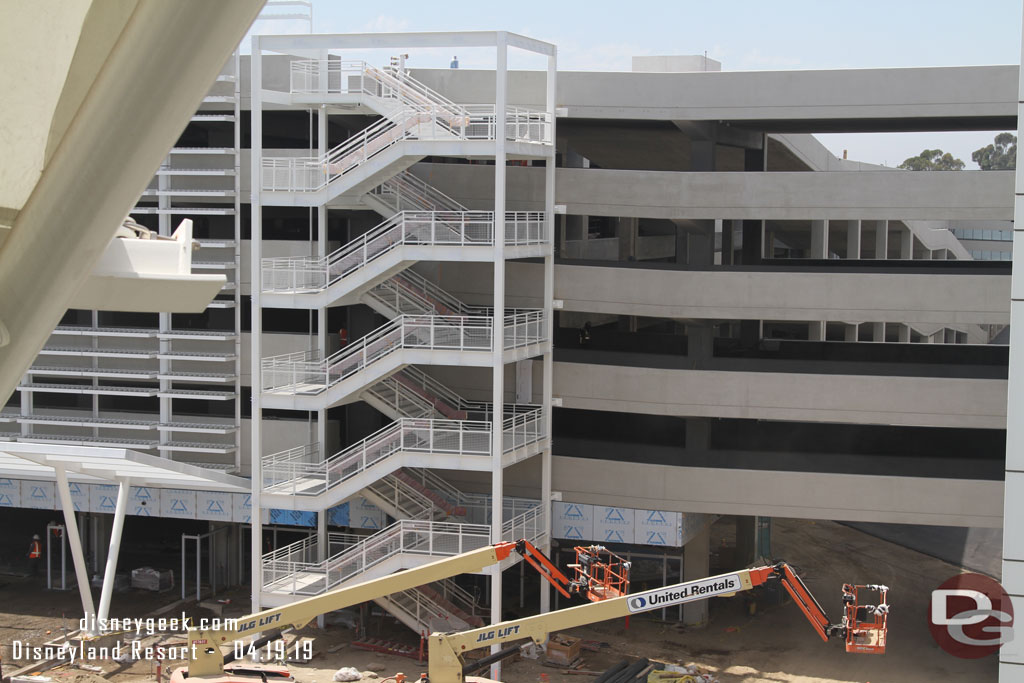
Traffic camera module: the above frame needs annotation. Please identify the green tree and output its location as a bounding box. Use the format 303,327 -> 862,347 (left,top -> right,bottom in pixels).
972,132 -> 1016,170
898,149 -> 965,171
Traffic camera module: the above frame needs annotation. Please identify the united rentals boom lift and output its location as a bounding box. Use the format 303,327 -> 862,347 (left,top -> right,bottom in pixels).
171,540 -> 598,682
432,562 -> 889,682
171,541 -> 888,683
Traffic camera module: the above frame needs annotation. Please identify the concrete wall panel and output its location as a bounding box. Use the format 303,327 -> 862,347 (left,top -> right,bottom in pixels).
553,456 -> 1003,528
414,163 -> 1014,221
554,363 -> 1006,429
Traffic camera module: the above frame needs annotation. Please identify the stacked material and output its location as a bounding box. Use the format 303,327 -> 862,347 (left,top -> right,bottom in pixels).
595,659 -> 650,683
130,567 -> 174,591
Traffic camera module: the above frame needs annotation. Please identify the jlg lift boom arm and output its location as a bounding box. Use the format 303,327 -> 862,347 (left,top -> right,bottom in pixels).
179,539 -> 591,679
428,562 -> 879,682
182,542 -> 523,678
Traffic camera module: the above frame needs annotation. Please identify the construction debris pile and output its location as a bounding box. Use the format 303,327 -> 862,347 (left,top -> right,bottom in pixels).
595,659 -> 721,683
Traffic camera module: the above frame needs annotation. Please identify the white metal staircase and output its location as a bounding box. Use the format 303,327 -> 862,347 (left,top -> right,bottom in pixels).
255,58 -> 552,636
364,170 -> 467,217
261,407 -> 545,509
260,507 -> 548,614
260,209 -> 546,308
363,366 -> 469,422
260,311 -> 546,410
261,60 -> 550,204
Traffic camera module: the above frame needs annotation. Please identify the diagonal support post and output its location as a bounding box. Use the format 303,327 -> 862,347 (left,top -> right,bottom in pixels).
54,465 -> 96,631
96,479 -> 130,630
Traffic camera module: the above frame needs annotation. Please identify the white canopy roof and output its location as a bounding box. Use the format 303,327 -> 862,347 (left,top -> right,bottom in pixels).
0,442 -> 249,492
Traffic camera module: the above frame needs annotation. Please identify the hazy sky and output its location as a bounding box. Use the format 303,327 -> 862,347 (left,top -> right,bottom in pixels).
250,0 -> 1023,167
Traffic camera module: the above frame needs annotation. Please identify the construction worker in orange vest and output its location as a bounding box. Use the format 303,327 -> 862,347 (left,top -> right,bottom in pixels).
27,534 -> 41,577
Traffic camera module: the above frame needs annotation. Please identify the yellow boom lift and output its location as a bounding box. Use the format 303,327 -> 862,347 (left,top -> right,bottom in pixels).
171,540 -> 889,683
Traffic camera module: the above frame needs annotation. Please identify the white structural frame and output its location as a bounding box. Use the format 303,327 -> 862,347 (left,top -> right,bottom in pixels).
250,34 -> 554,677
0,443 -> 248,635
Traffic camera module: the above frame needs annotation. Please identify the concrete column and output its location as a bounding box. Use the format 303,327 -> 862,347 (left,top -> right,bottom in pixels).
683,525 -> 710,626
686,326 -> 714,368
249,35 -> 264,613
874,220 -> 888,259
898,324 -> 911,343
315,123 -> 327,620
515,360 -> 533,403
735,516 -> 756,567
720,219 -> 734,265
691,140 -> 715,172
810,219 -> 828,258
540,48 -> 556,617
687,221 -> 715,266
808,321 -> 826,341
743,220 -> 764,264
740,320 -> 762,349
847,219 -> 862,259
899,227 -> 913,260
685,418 -> 710,451
489,35 -> 508,680
872,322 -> 886,343
844,324 -> 859,342
616,217 -> 638,262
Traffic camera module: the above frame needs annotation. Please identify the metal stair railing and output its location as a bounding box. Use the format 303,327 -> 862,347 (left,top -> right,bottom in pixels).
362,375 -> 439,420
261,417 -> 491,497
376,589 -> 470,633
261,531 -> 361,590
365,271 -> 479,317
365,368 -> 468,421
394,469 -> 467,518
502,501 -> 547,546
370,63 -> 469,126
368,170 -> 467,214
290,59 -> 373,96
261,210 -> 495,294
321,519 -> 491,594
261,105 -> 550,194
261,314 -> 495,394
504,310 -> 547,350
262,106 -> 463,194
378,584 -> 479,633
432,577 -> 486,624
363,473 -> 437,521
503,407 -> 546,453
289,60 -> 469,128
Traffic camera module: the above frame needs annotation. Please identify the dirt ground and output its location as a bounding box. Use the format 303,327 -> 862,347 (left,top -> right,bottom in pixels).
0,518 -> 998,682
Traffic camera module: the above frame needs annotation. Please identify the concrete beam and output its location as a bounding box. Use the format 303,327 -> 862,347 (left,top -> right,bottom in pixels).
439,262 -> 1009,324
553,363 -> 1007,429
410,65 -> 1017,127
413,164 -> 1014,221
553,456 -> 1003,528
